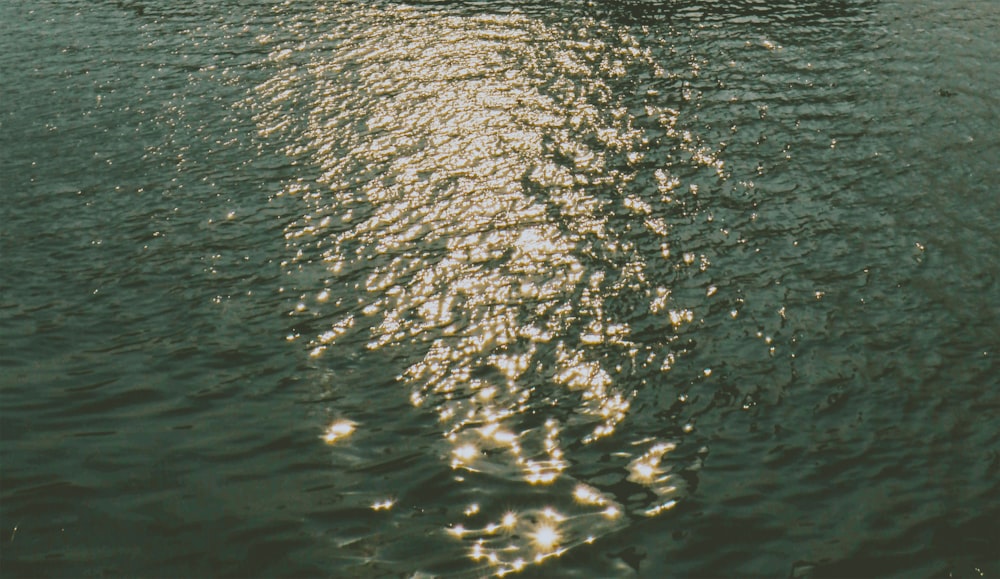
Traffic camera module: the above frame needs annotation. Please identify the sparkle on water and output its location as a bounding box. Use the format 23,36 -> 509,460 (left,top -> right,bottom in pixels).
3,0 -> 997,576
252,2 -> 723,573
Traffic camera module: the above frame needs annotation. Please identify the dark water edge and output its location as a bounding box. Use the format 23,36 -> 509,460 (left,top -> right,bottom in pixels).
2,0 -> 998,577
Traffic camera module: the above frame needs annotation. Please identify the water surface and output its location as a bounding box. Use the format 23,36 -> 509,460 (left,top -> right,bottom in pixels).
2,0 -> 998,576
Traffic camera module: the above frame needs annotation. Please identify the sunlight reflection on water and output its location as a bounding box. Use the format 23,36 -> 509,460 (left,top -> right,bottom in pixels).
255,2 -> 722,573
3,0 -> 998,575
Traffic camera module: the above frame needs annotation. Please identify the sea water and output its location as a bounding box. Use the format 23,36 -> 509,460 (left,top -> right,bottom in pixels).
2,0 -> 997,576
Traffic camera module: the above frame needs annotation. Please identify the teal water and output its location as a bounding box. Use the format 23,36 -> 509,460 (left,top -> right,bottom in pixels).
2,0 -> 998,577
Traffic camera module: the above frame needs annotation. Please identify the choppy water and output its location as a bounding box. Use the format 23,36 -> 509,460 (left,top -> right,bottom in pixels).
2,0 -> 998,577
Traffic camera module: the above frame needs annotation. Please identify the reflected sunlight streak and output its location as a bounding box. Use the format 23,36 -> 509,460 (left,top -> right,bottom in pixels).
255,2 -> 724,574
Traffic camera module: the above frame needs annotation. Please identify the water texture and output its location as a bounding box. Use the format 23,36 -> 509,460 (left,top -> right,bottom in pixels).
1,0 -> 997,577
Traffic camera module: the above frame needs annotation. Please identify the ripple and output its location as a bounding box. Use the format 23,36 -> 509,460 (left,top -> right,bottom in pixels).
254,3 -> 729,573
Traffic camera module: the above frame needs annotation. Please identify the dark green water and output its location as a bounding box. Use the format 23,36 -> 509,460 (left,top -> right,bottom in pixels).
2,0 -> 997,577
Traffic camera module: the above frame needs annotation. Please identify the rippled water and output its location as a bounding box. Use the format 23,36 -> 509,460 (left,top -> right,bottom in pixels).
2,0 -> 998,576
